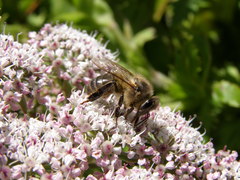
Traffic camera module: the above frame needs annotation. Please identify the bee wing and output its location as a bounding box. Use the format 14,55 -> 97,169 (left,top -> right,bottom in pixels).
92,58 -> 136,89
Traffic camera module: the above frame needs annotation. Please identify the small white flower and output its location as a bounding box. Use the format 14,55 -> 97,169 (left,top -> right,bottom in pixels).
63,154 -> 76,166
166,161 -> 175,170
127,151 -> 136,159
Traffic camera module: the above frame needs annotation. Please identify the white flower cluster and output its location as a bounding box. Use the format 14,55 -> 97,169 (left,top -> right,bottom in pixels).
0,24 -> 239,179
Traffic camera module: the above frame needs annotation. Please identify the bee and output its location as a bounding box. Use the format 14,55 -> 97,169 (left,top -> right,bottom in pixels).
83,58 -> 159,128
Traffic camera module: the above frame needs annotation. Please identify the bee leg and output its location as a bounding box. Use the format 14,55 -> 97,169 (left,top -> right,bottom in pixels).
132,108 -> 149,129
130,108 -> 139,124
114,94 -> 124,127
114,94 -> 124,117
82,82 -> 115,104
125,107 -> 134,119
134,112 -> 150,128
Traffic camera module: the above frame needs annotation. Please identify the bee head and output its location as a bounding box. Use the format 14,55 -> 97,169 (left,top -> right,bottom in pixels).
134,76 -> 153,94
125,75 -> 156,108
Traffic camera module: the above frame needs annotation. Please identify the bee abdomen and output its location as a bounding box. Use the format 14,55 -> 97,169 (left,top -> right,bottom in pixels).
87,74 -> 114,94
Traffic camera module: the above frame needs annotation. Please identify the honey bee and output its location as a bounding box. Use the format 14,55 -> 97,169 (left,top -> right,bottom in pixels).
83,58 -> 159,128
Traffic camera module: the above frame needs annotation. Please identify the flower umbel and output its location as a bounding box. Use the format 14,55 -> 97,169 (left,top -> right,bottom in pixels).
0,24 -> 240,179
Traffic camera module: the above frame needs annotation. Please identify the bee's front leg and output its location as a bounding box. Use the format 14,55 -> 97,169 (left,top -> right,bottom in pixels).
134,112 -> 150,130
114,94 -> 124,117
114,94 -> 125,128
125,107 -> 134,119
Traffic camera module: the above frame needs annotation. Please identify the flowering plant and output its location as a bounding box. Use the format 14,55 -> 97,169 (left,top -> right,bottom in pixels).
0,24 -> 239,180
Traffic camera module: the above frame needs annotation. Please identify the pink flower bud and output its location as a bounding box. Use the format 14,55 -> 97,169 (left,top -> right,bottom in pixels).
102,141 -> 113,155
0,166 -> 11,180
166,161 -> 175,170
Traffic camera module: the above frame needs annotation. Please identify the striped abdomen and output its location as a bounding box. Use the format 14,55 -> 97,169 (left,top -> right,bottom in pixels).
87,73 -> 115,94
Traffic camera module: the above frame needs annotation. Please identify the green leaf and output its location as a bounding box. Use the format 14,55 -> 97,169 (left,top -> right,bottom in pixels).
27,13 -> 46,27
123,19 -> 133,40
51,12 -> 86,22
49,0 -> 77,17
153,0 -> 169,22
133,27 -> 156,48
225,65 -> 240,82
19,0 -> 34,12
215,65 -> 240,83
212,80 -> 240,108
92,0 -> 115,27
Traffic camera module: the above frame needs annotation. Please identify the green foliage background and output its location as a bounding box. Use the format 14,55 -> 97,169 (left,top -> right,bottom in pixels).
1,0 -> 240,153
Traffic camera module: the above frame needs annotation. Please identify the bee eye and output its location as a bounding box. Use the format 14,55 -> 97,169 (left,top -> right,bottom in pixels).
138,97 -> 159,116
141,99 -> 154,109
